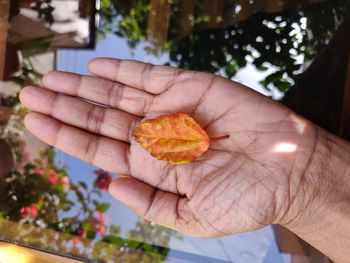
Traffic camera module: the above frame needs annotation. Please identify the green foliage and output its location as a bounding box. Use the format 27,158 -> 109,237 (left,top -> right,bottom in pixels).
98,0 -> 149,46
98,0 -> 118,38
31,0 -> 55,26
94,201 -> 110,212
98,0 -> 350,94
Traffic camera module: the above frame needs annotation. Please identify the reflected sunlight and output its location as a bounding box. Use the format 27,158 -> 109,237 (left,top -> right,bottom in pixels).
273,143 -> 297,153
0,245 -> 32,263
290,114 -> 307,134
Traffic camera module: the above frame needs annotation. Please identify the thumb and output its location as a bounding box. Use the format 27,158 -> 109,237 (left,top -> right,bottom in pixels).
108,177 -> 196,235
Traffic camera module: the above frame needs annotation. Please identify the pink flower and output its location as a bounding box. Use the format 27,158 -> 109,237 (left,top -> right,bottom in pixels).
60,176 -> 70,191
33,169 -> 45,176
95,211 -> 106,225
94,170 -> 112,191
98,225 -> 106,236
90,211 -> 107,236
49,170 -> 59,184
20,204 -> 38,219
60,176 -> 70,184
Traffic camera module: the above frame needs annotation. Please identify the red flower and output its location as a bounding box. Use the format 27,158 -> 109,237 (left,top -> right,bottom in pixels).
94,170 -> 112,191
49,170 -> 59,184
20,204 -> 38,219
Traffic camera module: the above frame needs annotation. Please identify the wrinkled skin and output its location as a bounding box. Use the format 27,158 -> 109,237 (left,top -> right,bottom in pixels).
20,58 -> 320,237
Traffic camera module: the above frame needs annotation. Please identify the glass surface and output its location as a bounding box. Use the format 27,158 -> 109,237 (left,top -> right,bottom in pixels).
1,0 -> 349,262
8,0 -> 96,48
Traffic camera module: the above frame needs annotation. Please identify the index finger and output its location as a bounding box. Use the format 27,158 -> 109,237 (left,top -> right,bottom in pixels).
42,71 -> 154,116
88,58 -> 194,94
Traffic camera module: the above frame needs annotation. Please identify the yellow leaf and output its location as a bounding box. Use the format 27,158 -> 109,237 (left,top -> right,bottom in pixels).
133,113 -> 228,164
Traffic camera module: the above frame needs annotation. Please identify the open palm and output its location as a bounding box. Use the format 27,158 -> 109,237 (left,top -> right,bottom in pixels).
20,58 -> 318,237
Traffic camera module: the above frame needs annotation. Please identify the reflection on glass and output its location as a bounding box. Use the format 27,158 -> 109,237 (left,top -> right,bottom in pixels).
0,244 -> 33,263
102,0 -> 349,94
1,0 -> 349,262
9,0 -> 96,48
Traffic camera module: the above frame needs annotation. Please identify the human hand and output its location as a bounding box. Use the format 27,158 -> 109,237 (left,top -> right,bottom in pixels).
20,58 -> 324,237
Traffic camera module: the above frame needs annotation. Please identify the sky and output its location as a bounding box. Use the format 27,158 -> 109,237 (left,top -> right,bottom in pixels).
56,33 -> 290,263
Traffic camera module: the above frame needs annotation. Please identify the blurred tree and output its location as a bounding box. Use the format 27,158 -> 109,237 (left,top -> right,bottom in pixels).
170,0 -> 350,93
98,0 -> 149,46
98,0 -> 350,94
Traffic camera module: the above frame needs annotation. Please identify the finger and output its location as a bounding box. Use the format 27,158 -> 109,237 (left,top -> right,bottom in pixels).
88,58 -> 195,95
24,112 -> 130,174
42,71 -> 154,116
109,177 -> 201,237
20,86 -> 138,143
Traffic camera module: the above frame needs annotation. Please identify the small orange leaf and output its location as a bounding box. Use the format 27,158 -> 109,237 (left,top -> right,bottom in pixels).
133,113 -> 228,164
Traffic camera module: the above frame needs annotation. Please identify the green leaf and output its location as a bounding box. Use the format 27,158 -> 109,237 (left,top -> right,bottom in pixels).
86,231 -> 96,239
127,239 -> 142,249
274,81 -> 292,92
256,64 -> 268,71
225,60 -> 239,77
96,203 -> 110,212
102,235 -> 123,245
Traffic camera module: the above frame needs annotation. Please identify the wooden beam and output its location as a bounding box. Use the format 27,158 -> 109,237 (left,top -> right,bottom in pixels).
176,0 -> 196,40
203,0 -> 225,29
147,0 -> 171,50
0,0 -> 10,80
255,0 -> 284,13
235,0 -> 255,22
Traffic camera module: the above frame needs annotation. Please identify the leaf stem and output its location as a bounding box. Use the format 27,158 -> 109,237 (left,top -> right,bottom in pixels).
210,135 -> 230,142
